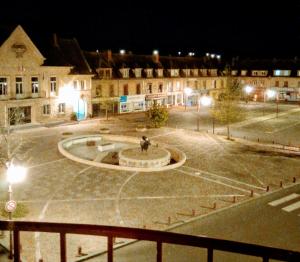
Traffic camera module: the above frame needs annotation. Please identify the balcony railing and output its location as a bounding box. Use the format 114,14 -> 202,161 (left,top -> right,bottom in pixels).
0,220 -> 299,262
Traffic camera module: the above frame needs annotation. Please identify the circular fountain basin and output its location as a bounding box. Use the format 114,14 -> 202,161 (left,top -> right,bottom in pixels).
119,147 -> 171,168
58,135 -> 186,172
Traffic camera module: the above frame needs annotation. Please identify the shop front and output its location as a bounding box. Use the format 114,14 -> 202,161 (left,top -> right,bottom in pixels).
119,95 -> 145,114
145,93 -> 167,109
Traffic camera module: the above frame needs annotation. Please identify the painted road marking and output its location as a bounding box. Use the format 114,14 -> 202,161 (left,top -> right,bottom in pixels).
268,193 -> 299,206
282,201 -> 300,212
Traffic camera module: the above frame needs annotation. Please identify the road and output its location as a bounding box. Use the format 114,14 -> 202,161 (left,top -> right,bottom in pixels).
92,183 -> 300,262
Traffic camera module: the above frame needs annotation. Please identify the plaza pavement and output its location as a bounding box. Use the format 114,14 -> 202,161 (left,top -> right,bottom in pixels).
0,108 -> 300,261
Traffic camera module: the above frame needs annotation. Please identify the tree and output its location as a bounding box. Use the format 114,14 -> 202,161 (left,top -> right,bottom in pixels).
146,104 -> 169,128
211,77 -> 244,139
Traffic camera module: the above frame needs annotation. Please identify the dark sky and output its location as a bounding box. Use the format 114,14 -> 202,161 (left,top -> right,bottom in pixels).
1,0 -> 300,58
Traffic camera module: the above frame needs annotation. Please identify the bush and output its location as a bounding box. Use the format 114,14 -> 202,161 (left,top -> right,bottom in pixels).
70,112 -> 77,121
146,104 -> 169,128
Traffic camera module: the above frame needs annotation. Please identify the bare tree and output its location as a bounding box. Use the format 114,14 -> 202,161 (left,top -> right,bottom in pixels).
211,77 -> 244,139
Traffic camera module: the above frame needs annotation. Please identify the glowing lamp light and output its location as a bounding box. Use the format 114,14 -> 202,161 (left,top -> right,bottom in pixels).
210,54 -> 215,58
216,55 -> 221,59
184,87 -> 192,96
206,53 -> 210,57
7,164 -> 27,184
120,49 -> 125,55
178,51 -> 181,56
153,50 -> 159,55
266,89 -> 276,98
244,85 -> 253,94
200,96 -> 212,107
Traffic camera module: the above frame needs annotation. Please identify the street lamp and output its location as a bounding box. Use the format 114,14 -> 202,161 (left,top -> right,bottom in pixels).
266,89 -> 279,118
197,95 -> 213,131
244,85 -> 253,103
6,163 -> 27,259
184,87 -> 192,111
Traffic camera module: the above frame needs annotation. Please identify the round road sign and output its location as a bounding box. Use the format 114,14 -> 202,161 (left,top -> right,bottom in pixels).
5,200 -> 17,213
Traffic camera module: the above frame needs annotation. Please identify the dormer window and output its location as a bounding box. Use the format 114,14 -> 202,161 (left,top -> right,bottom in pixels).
120,68 -> 130,78
134,68 -> 142,78
192,69 -> 198,76
97,68 -> 112,79
183,69 -> 190,77
274,70 -> 290,77
170,69 -> 179,77
241,70 -> 247,76
145,69 -> 153,78
231,70 -> 238,76
200,69 -> 207,76
252,70 -> 268,76
156,69 -> 163,77
209,69 -> 217,76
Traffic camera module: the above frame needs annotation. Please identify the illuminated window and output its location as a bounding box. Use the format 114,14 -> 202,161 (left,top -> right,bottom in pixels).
31,77 -> 39,93
50,77 -> 56,92
136,83 -> 141,94
147,83 -> 152,94
134,69 -> 142,78
0,77 -> 8,95
158,84 -> 163,93
123,84 -> 129,95
157,69 -> 163,77
146,69 -> 153,78
16,77 -> 23,94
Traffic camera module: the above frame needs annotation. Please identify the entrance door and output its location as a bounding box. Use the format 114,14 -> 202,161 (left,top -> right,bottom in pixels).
76,99 -> 86,120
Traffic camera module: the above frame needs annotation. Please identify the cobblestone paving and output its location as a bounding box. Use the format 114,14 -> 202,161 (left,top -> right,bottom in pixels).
1,115 -> 300,261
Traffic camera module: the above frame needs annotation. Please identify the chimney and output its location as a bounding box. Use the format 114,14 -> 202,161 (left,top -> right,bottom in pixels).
53,33 -> 59,47
106,49 -> 112,61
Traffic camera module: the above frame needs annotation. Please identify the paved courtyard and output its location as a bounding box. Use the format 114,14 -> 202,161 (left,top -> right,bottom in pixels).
1,105 -> 300,261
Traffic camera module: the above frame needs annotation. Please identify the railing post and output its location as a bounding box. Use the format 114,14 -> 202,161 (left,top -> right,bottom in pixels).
108,236 -> 113,262
262,256 -> 269,262
60,233 -> 66,262
13,230 -> 20,262
157,241 -> 162,262
207,248 -> 213,262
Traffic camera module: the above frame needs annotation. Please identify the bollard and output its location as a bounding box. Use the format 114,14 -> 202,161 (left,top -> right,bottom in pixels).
77,246 -> 83,256
250,190 -> 254,197
280,181 -> 283,188
213,203 -> 216,209
168,216 -> 171,225
192,209 -> 196,216
233,196 -> 236,203
266,186 -> 269,192
293,177 -> 296,183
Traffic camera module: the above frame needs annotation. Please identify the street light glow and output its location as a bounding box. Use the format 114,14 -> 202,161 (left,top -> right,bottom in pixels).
7,164 -> 27,184
153,50 -> 159,55
245,85 -> 253,94
200,96 -> 212,106
184,87 -> 192,96
266,89 -> 276,98
120,49 -> 125,55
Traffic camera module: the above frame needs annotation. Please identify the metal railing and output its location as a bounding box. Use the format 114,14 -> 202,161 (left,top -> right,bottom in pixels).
0,220 -> 299,262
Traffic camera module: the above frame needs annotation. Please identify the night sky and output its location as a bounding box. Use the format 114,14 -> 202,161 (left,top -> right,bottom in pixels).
1,0 -> 300,58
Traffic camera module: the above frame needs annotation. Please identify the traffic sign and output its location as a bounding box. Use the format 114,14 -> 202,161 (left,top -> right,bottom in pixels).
5,200 -> 17,213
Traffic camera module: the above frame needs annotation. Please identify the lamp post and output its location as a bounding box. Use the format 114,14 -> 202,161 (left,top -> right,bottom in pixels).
184,87 -> 192,111
266,89 -> 278,118
197,95 -> 213,131
6,163 -> 27,259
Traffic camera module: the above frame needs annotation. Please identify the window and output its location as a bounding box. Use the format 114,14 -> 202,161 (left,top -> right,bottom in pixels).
136,83 -> 141,94
31,77 -> 39,93
157,69 -> 163,77
171,69 -> 179,77
43,104 -> 51,115
298,81 -> 300,88
213,80 -> 217,89
109,84 -> 114,97
134,69 -> 142,78
195,81 -> 198,89
121,69 -> 129,78
241,70 -> 247,76
184,69 -> 190,77
50,77 -> 56,92
96,85 -> 102,97
158,84 -> 163,93
16,77 -> 23,94
123,84 -> 129,95
193,69 -> 198,76
284,81 -> 288,87
203,80 -> 206,88
146,69 -> 153,78
147,83 -> 152,94
80,80 -> 85,90
275,81 -> 279,87
221,79 -> 224,88
73,80 -> 78,90
0,77 -> 7,95
58,103 -> 65,113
